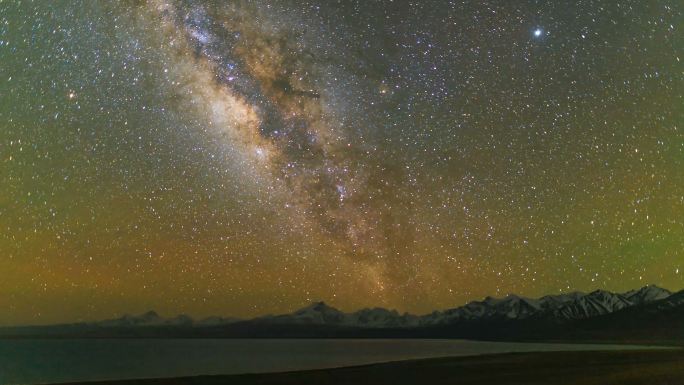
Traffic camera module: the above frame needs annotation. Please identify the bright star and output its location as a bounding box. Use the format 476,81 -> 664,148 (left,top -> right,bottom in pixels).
534,28 -> 543,37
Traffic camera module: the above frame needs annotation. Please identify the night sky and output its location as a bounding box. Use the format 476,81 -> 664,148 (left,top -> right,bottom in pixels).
0,0 -> 682,325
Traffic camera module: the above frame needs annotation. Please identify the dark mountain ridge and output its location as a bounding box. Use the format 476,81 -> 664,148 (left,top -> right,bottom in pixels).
2,285 -> 681,343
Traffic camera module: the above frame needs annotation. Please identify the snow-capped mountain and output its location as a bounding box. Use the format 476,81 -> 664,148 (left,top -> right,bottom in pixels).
2,285 -> 681,341
246,285 -> 677,328
537,292 -> 586,311
255,302 -> 420,328
262,301 -> 349,325
552,289 -> 634,320
417,286 -> 674,325
251,285 -> 677,328
646,288 -> 684,311
622,285 -> 672,305
422,295 -> 543,325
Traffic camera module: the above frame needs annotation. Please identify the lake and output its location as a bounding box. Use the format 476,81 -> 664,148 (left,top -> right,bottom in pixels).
0,339 -> 664,384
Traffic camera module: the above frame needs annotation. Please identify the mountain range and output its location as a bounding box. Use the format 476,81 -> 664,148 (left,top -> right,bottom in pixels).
2,285 -> 682,343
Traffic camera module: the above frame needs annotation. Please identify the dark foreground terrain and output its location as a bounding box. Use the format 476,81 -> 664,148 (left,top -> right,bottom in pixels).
63,349 -> 684,385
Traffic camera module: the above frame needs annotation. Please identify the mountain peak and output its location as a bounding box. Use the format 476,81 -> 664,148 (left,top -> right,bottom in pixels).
299,301 -> 334,312
640,284 -> 670,292
588,289 -> 613,296
623,285 -> 672,304
141,310 -> 160,318
482,296 -> 501,305
293,301 -> 345,316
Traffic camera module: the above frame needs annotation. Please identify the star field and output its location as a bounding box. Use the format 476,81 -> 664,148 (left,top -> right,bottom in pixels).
0,0 -> 682,325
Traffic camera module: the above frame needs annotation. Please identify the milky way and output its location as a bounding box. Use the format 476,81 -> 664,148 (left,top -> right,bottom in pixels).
0,0 -> 682,325
150,0 -> 412,262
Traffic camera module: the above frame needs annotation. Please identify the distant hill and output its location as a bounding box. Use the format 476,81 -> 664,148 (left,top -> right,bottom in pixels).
1,285 -> 681,343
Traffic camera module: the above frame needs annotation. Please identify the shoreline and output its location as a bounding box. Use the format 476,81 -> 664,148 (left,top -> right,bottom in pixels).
52,349 -> 684,385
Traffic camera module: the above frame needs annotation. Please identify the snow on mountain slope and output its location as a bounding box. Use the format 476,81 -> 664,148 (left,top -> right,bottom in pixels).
622,285 -> 672,305
420,285 -> 674,325
259,302 -> 351,325
647,289 -> 684,311
537,292 -> 586,311
91,285 -> 681,330
262,302 -> 422,328
432,295 -> 543,323
553,290 -> 633,320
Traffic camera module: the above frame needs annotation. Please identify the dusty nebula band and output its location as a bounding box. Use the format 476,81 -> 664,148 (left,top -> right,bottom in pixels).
151,0 -> 411,260
138,0 -> 420,302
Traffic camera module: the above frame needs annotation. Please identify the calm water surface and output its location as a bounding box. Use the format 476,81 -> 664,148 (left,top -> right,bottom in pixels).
0,338 -> 664,384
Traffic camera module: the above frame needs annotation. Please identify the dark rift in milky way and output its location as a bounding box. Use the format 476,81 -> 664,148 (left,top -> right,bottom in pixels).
157,0 -> 415,262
